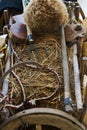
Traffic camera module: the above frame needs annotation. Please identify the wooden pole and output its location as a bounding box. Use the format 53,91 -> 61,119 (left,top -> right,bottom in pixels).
81,75 -> 87,127
73,44 -> 83,110
74,5 -> 80,21
61,26 -> 73,112
2,26 -> 11,95
22,0 -> 33,42
3,10 -> 9,26
2,40 -> 11,95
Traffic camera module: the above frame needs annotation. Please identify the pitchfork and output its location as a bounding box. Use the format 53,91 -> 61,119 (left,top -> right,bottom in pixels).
20,0 -> 48,62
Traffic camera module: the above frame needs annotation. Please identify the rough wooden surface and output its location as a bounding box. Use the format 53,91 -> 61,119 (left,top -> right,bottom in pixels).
0,108 -> 86,130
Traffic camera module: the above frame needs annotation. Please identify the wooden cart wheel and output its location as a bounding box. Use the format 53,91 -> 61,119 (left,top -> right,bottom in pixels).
0,108 -> 86,130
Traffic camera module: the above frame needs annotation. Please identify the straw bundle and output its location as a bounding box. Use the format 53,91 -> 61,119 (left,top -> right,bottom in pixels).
8,33 -> 76,113
82,17 -> 87,30
23,0 -> 69,33
9,34 -> 63,109
82,17 -> 87,41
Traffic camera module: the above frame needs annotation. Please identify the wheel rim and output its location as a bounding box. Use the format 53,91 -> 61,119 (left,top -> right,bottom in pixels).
0,108 -> 86,130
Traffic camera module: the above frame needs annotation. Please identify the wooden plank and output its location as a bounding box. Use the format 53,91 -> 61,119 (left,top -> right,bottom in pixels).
81,75 -> 87,127
73,44 -> 83,110
61,26 -> 73,112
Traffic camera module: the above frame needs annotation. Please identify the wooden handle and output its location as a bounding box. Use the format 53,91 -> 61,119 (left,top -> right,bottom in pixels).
22,0 -> 33,42
74,5 -> 80,21
3,10 -> 9,26
61,26 -> 73,112
73,44 -> 83,110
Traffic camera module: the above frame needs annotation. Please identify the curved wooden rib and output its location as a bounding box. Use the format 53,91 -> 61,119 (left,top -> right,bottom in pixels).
0,108 -> 86,130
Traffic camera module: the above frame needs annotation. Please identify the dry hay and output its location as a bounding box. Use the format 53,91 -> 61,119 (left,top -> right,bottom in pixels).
82,17 -> 87,41
23,0 -> 69,33
9,34 -> 64,110
7,33 -> 77,116
82,17 -> 87,30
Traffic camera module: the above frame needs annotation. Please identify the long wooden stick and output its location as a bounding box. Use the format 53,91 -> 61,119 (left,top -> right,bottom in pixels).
61,26 -> 73,112
2,40 -> 11,95
81,75 -> 87,127
73,44 -> 83,110
74,5 -> 80,21
22,0 -> 33,42
3,10 -> 9,26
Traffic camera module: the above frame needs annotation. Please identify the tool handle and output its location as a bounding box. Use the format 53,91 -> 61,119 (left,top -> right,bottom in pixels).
22,0 -> 33,42
61,26 -> 73,112
3,10 -> 9,26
